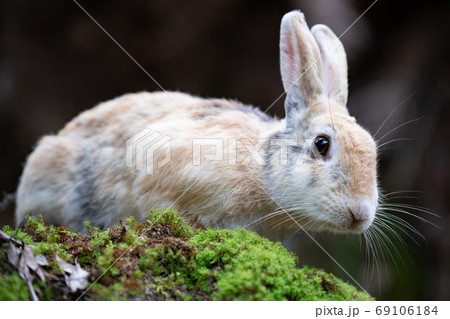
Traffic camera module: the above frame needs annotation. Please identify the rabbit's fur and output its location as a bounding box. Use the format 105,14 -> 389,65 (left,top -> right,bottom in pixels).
16,11 -> 378,235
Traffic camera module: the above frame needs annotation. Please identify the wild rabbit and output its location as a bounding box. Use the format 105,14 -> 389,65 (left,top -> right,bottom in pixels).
16,10 -> 378,235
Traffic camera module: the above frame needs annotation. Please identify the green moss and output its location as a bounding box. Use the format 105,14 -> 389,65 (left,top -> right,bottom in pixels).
190,229 -> 371,301
0,209 -> 371,301
192,229 -> 298,300
84,221 -> 92,233
31,242 -> 58,256
96,242 -> 120,277
0,274 -> 30,301
133,227 -> 371,300
23,215 -> 48,241
133,269 -> 142,279
89,226 -> 111,249
296,267 -> 371,301
146,209 -> 194,239
139,247 -> 162,275
92,282 -> 128,301
46,226 -> 60,244
33,280 -> 52,301
1,225 -> 34,245
123,217 -> 145,246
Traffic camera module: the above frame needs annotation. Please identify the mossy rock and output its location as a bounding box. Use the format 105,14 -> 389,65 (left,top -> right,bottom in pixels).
0,209 -> 371,301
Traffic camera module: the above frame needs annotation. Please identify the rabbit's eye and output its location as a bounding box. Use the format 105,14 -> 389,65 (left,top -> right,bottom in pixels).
314,136 -> 330,156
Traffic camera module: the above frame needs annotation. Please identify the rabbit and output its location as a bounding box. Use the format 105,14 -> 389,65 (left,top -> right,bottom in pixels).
15,10 -> 378,236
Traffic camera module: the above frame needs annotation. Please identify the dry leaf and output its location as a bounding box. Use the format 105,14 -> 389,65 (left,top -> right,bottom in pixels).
0,230 -> 10,241
22,245 -> 45,281
56,255 -> 89,293
1,230 -> 43,301
35,255 -> 49,267
7,242 -> 21,267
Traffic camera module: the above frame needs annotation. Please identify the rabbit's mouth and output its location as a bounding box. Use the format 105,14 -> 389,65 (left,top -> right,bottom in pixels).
312,210 -> 374,234
347,217 -> 370,233
323,220 -> 370,234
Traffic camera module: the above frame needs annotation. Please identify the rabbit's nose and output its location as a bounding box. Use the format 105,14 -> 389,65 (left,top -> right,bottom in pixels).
348,208 -> 362,229
348,201 -> 372,229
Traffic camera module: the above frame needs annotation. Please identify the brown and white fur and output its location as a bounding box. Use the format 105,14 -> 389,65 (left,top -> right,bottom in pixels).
15,11 -> 378,235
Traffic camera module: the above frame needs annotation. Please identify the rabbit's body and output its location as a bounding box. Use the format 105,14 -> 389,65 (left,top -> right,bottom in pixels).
16,92 -> 282,233
16,11 -> 379,236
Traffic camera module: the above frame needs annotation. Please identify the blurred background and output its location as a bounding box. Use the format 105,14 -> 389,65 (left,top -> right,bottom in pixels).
0,0 -> 449,300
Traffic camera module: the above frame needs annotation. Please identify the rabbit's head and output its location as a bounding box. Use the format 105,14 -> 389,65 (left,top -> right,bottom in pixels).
264,11 -> 378,234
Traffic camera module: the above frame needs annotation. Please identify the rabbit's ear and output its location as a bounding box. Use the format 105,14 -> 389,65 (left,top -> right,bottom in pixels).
280,11 -> 323,125
311,24 -> 348,106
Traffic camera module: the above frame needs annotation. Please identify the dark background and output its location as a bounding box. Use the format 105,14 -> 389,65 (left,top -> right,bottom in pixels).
1,0 -> 449,300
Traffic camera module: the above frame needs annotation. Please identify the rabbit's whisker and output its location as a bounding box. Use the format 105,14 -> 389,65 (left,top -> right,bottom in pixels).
378,207 -> 440,229
382,195 -> 418,200
373,92 -> 416,138
363,228 -> 381,289
360,187 -> 441,291
243,209 -> 287,229
376,116 -> 423,143
373,216 -> 411,249
375,212 -> 423,242
372,220 -> 406,274
380,203 -> 441,218
383,190 -> 421,196
376,137 -> 413,150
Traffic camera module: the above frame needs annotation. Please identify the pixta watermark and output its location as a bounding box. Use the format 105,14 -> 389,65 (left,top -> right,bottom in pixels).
126,128 -> 318,175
